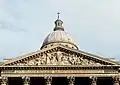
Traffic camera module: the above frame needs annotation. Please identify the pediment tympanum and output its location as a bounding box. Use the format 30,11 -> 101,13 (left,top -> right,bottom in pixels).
12,51 -> 102,66
2,45 -> 118,66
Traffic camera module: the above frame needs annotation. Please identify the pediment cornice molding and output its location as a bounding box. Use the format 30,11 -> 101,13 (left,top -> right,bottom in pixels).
1,44 -> 119,66
0,65 -> 120,70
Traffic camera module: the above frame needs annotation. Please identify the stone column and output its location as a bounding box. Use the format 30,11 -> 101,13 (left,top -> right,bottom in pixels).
67,76 -> 75,85
44,76 -> 52,85
90,76 -> 97,85
113,76 -> 119,85
22,76 -> 30,85
0,77 -> 8,85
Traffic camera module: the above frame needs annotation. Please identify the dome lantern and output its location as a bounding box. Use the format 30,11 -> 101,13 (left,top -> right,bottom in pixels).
54,12 -> 64,31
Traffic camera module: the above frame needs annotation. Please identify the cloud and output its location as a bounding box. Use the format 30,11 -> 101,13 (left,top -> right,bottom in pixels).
0,0 -> 28,32
0,21 -> 27,32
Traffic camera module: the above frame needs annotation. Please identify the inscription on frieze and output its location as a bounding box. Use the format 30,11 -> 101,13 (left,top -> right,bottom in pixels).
2,70 -> 104,74
1,69 -> 118,74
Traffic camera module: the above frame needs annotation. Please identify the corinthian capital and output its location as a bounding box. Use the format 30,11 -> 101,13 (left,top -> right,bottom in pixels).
67,76 -> 75,85
0,76 -> 8,85
90,76 -> 97,85
22,76 -> 30,85
113,76 -> 120,84
44,76 -> 52,85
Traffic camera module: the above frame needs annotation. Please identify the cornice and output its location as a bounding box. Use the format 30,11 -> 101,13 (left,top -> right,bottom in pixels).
0,65 -> 119,70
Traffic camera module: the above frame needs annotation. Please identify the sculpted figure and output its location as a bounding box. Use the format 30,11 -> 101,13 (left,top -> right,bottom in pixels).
37,55 -> 47,65
48,53 -> 58,65
61,54 -> 70,65
68,55 -> 81,65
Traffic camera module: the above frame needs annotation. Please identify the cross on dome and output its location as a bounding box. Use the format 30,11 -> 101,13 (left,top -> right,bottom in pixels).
57,12 -> 60,19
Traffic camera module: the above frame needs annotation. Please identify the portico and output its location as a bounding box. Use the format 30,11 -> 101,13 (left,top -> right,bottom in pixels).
0,65 -> 120,85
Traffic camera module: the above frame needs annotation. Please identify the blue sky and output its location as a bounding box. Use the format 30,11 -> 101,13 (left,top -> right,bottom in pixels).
0,0 -> 120,61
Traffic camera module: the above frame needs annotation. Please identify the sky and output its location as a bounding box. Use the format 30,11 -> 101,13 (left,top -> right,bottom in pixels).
0,0 -> 120,61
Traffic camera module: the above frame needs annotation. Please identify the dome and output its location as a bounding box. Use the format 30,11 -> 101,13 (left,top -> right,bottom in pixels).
41,13 -> 78,49
41,30 -> 78,49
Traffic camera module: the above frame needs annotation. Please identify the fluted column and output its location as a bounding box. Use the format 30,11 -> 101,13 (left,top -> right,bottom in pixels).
90,76 -> 97,85
44,76 -> 52,85
0,77 -> 8,85
67,76 -> 75,85
22,76 -> 30,85
113,76 -> 119,85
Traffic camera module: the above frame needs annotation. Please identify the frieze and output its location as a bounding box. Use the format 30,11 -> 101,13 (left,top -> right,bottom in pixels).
8,51 -> 102,66
1,69 -> 118,74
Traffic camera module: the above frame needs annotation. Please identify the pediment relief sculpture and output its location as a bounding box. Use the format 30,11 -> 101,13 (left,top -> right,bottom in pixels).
12,51 -> 102,66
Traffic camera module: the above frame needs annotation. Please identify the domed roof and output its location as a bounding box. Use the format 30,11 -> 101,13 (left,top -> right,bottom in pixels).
42,30 -> 77,46
41,13 -> 78,49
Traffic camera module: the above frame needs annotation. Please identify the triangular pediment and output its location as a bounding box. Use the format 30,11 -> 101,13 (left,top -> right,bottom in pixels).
1,44 -> 119,66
